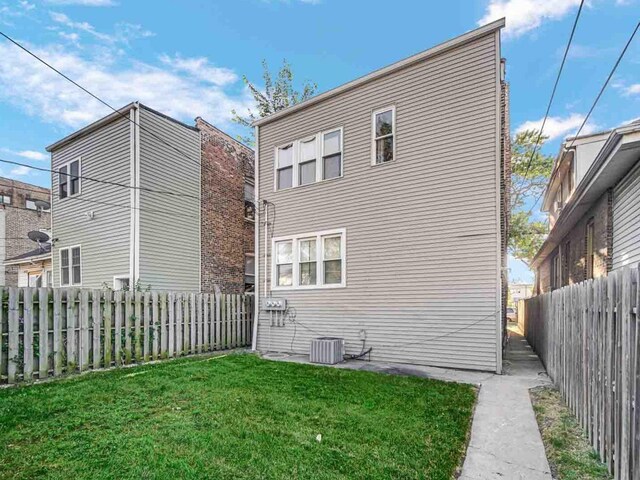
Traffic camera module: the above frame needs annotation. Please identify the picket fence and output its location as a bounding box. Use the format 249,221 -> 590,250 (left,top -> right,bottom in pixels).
521,265 -> 639,480
0,287 -> 255,384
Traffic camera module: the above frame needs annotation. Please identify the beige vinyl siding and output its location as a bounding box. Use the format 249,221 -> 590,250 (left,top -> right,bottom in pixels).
51,115 -> 131,288
256,31 -> 501,371
613,161 -> 640,269
137,107 -> 201,291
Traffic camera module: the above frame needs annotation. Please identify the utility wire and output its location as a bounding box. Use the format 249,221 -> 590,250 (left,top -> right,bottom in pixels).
0,157 -> 200,201
525,20 -> 640,218
520,0 -> 584,181
0,30 -> 208,174
564,21 -> 640,151
0,181 -> 200,219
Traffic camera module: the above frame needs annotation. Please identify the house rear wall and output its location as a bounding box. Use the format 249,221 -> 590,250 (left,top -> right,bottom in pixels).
256,30 -> 503,371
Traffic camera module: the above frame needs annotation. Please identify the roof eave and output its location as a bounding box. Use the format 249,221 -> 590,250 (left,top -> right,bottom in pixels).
252,18 -> 505,128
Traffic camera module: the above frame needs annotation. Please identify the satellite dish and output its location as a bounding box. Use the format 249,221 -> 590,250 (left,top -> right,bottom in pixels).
34,200 -> 51,210
28,230 -> 50,243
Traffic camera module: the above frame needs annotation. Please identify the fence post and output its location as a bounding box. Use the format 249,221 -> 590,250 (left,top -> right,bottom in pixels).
23,287 -> 34,382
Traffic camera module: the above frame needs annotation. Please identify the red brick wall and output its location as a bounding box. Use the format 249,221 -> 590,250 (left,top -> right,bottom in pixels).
536,190 -> 611,294
197,118 -> 255,294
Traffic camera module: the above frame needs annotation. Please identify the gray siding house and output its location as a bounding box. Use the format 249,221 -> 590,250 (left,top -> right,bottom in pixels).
532,120 -> 640,294
47,103 -> 201,291
252,19 -> 509,372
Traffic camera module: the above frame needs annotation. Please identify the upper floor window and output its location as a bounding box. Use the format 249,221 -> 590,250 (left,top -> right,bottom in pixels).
276,144 -> 294,190
372,106 -> 395,164
60,245 -> 81,286
322,130 -> 342,180
275,127 -> 343,191
272,228 -> 346,290
25,199 -> 37,210
244,182 -> 255,221
59,158 -> 81,199
0,194 -> 11,205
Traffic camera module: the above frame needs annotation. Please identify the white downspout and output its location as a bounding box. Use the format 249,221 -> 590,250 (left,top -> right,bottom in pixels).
251,124 -> 261,351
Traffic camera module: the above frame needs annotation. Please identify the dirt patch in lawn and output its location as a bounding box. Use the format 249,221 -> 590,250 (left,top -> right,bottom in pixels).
530,386 -> 611,480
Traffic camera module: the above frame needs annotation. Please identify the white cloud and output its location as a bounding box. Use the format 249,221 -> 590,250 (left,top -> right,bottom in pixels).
0,41 -> 253,130
159,54 -> 237,86
10,165 -> 32,176
44,0 -> 116,6
623,84 -> 640,95
1,149 -> 48,161
50,11 -> 113,42
517,113 -> 598,140
478,0 -> 582,38
17,150 -> 48,161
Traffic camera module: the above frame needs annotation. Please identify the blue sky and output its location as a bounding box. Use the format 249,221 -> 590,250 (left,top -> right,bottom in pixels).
0,0 -> 639,282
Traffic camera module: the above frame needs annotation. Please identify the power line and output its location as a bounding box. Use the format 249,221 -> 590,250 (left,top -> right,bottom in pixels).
565,21 -> 640,151
0,157 -> 200,201
525,20 -> 640,218
0,30 -> 206,174
520,0 -> 584,181
0,181 -> 200,219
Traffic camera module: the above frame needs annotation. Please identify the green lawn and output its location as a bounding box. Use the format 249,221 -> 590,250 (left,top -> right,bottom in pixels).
0,354 -> 476,480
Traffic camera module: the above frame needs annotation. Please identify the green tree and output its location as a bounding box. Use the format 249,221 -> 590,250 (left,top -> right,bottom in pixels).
232,60 -> 317,145
509,129 -> 554,266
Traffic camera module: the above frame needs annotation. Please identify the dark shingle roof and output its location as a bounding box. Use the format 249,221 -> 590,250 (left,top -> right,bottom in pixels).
5,243 -> 51,262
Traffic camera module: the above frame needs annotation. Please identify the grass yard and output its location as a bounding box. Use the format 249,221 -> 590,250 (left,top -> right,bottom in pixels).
530,386 -> 611,480
0,354 -> 476,480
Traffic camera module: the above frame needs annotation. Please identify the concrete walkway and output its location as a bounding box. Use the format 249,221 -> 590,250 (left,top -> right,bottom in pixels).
262,325 -> 553,479
458,326 -> 552,480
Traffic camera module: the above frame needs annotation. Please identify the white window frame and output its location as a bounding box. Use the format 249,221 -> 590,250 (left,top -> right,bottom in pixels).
273,126 -> 343,191
271,228 -> 346,290
59,245 -> 82,287
59,157 -> 82,200
371,105 -> 396,165
244,253 -> 255,283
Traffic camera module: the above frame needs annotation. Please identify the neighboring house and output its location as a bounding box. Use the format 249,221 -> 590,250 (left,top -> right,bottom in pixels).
252,19 -> 510,373
509,283 -> 533,305
46,102 -> 254,292
531,120 -> 640,294
0,178 -> 51,286
4,243 -> 52,287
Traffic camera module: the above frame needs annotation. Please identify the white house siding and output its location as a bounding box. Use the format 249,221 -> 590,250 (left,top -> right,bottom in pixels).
613,160 -> 640,269
256,30 -> 502,371
137,107 -> 201,291
51,115 -> 132,288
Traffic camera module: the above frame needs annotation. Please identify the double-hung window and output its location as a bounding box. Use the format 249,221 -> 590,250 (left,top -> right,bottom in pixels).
272,229 -> 345,289
298,238 -> 317,285
275,127 -> 342,191
299,137 -> 317,186
275,241 -> 293,287
0,194 -> 11,205
244,182 -> 255,221
276,145 -> 294,190
322,235 -> 342,285
372,106 -> 395,164
60,245 -> 81,286
322,129 -> 342,180
59,158 -> 81,199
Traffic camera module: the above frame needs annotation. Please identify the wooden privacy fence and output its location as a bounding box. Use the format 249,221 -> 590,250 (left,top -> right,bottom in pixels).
522,265 -> 639,480
0,287 -> 255,385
